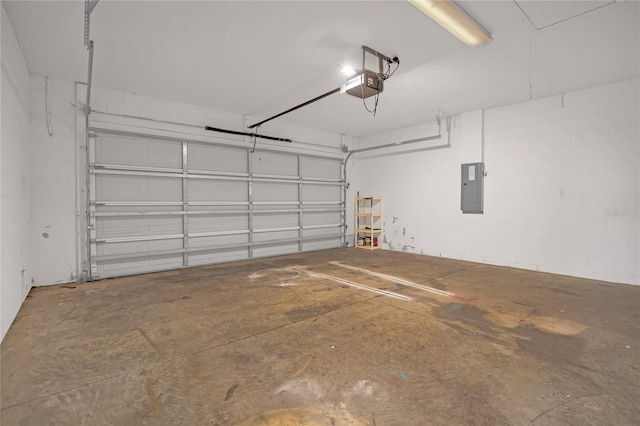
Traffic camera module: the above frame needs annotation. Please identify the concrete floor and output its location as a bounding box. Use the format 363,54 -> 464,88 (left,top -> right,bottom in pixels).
1,249 -> 639,425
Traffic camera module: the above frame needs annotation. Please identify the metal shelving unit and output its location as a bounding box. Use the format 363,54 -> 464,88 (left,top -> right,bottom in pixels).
354,196 -> 382,250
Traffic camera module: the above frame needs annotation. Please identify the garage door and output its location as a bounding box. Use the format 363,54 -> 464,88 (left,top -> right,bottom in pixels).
88,128 -> 345,279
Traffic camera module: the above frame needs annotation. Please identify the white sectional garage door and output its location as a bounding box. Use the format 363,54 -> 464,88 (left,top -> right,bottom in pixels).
88,128 -> 344,279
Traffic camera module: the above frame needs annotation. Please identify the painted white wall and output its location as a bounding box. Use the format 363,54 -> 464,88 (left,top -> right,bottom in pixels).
29,76 -> 79,285
353,78 -> 639,285
1,2 -> 32,340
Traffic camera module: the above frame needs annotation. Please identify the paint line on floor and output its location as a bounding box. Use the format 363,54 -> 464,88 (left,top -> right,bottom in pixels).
329,261 -> 456,299
297,268 -> 412,301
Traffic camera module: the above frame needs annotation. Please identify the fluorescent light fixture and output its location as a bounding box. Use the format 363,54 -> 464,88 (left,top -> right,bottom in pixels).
341,65 -> 357,76
409,0 -> 492,47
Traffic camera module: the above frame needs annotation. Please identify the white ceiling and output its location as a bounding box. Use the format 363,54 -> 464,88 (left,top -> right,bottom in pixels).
4,0 -> 639,137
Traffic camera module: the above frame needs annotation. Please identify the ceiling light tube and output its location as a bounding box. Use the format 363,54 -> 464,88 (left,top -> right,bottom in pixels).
409,0 -> 492,47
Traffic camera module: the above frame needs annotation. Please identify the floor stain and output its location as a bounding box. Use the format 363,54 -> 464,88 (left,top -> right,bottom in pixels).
434,303 -> 492,330
516,325 -> 585,361
236,407 -> 365,426
224,383 -> 238,401
486,310 -> 588,336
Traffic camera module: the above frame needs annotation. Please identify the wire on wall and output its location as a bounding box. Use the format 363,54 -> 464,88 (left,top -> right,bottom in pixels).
45,76 -> 54,136
527,2 -> 533,99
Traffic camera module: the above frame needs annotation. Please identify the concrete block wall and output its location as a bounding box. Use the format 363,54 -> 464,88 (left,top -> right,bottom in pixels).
484,80 -> 638,284
29,76 -> 79,286
1,2 -> 33,340
353,78 -> 639,285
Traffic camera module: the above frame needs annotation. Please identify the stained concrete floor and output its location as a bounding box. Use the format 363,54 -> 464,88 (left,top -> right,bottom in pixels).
1,249 -> 639,425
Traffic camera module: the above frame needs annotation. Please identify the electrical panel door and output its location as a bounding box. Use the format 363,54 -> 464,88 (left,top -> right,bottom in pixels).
461,162 -> 484,214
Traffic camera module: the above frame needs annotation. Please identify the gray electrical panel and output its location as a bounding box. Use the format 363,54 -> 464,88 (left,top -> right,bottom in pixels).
461,162 -> 484,214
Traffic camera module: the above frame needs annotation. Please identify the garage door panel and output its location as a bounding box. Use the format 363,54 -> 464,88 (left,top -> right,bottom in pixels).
189,234 -> 248,248
253,213 -> 298,229
252,152 -> 297,176
100,255 -> 183,275
302,185 -> 341,202
303,239 -> 342,251
253,243 -> 300,258
96,135 -> 182,169
189,215 -> 248,233
96,216 -> 183,239
253,182 -> 297,202
189,180 -> 248,202
97,239 -> 183,256
302,211 -> 341,226
301,157 -> 341,179
253,205 -> 293,212
303,227 -> 341,238
189,206 -> 249,214
96,175 -> 182,201
190,248 -> 249,266
188,145 -> 247,173
253,230 -> 299,243
95,175 -> 144,200
96,240 -> 184,276
97,205 -> 183,214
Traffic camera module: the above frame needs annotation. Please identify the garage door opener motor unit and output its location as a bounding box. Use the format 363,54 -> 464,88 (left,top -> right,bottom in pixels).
340,46 -> 398,99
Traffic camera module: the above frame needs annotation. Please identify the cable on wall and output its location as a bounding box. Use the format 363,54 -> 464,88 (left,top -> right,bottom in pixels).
45,76 -> 54,136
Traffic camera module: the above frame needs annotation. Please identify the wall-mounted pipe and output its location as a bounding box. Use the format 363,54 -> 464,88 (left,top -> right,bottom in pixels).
342,130 -> 452,247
